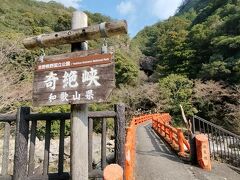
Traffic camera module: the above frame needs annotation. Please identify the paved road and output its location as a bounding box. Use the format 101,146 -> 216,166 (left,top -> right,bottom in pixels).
135,122 -> 240,180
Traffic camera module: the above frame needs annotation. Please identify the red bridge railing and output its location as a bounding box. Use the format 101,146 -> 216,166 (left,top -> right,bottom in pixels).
124,113 -> 190,180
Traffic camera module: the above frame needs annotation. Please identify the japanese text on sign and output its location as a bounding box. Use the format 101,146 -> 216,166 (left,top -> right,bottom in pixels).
44,68 -> 101,103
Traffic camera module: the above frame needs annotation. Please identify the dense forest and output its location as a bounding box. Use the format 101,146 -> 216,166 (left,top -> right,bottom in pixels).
0,0 -> 239,134
132,0 -> 240,133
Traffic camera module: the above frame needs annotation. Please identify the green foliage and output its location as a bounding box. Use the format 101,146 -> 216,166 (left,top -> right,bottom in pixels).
115,50 -> 139,86
200,61 -> 231,80
0,0 -> 138,138
132,0 -> 240,132
133,0 -> 240,84
158,74 -> 197,124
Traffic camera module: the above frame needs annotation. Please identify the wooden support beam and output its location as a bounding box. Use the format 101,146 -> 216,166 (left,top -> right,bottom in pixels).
114,104 -> 126,172
58,119 -> 65,174
23,20 -> 127,49
101,118 -> 107,169
70,11 -> 88,180
28,111 -> 116,121
13,107 -> 30,180
28,120 -> 37,176
1,122 -> 11,175
43,121 -> 51,176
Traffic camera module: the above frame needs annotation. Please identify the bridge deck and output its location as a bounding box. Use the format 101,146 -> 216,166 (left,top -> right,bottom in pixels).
136,122 -> 240,180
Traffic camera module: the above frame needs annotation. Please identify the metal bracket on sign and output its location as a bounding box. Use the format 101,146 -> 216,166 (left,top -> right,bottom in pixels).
38,48 -> 45,62
101,38 -> 108,54
99,22 -> 108,38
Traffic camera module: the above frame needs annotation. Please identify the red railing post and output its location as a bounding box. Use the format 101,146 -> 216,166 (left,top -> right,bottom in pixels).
177,128 -> 185,156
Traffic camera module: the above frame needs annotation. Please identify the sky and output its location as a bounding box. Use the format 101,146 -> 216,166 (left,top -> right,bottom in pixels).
38,0 -> 183,37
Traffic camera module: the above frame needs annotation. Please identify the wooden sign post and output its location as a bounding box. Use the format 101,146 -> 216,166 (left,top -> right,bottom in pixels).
71,11 -> 88,180
24,10 -> 127,180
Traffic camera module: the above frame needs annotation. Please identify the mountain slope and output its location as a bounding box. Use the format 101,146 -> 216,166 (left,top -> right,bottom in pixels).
133,0 -> 240,83
0,0 -> 139,112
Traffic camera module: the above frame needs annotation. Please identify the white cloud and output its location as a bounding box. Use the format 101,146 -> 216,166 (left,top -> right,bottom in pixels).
37,0 -> 82,8
150,0 -> 182,19
117,1 -> 136,15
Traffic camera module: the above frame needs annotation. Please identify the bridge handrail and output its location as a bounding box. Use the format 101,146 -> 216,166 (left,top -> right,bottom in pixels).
152,115 -> 190,156
124,113 -> 191,180
194,115 -> 240,139
193,115 -> 240,168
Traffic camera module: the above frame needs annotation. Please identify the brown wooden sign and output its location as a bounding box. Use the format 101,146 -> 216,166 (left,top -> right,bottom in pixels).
36,53 -> 112,72
33,53 -> 115,106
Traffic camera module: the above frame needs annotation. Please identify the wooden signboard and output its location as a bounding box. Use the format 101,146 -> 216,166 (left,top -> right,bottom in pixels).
33,52 -> 115,106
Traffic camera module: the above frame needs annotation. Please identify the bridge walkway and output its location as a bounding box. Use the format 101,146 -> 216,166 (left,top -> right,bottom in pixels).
135,122 -> 240,180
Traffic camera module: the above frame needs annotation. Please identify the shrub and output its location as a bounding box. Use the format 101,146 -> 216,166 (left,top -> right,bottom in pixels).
158,74 -> 197,125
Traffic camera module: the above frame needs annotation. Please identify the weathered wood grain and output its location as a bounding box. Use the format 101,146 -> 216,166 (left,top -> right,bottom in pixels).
1,122 -> 10,175
43,121 -> 51,175
0,175 -> 12,180
43,49 -> 102,62
28,120 -> 37,176
0,111 -> 116,122
58,119 -> 65,174
13,107 -> 30,180
88,118 -> 93,172
70,11 -> 88,180
0,114 -> 16,122
28,111 -> 116,121
23,20 -> 127,49
101,118 -> 107,169
114,104 -> 126,171
89,169 -> 103,178
33,63 -> 115,106
71,104 -> 88,180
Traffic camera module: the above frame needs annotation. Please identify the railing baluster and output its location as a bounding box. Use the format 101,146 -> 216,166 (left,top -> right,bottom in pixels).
215,127 -> 219,158
237,139 -> 240,164
101,118 -> 107,169
210,125 -> 215,159
192,116 -> 196,134
232,137 -> 237,165
28,120 -> 37,176
203,122 -> 206,134
222,132 -> 226,160
43,120 -> 51,175
206,123 -> 211,157
218,129 -> 223,161
230,136 -> 233,163
225,134 -> 229,160
2,122 -> 11,175
198,118 -> 201,133
58,119 -> 65,174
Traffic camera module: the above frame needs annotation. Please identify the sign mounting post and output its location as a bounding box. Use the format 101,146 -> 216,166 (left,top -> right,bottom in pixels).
71,11 -> 88,180
24,9 -> 127,180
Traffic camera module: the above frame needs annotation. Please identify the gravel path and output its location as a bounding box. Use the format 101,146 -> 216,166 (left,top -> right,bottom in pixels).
135,122 -> 240,180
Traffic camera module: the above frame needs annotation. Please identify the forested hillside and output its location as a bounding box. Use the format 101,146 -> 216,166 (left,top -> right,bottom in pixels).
132,0 -> 240,133
0,0 -> 139,113
134,0 -> 240,82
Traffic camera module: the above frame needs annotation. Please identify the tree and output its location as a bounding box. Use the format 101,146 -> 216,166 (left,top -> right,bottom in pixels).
158,74 -> 196,124
115,50 -> 139,86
